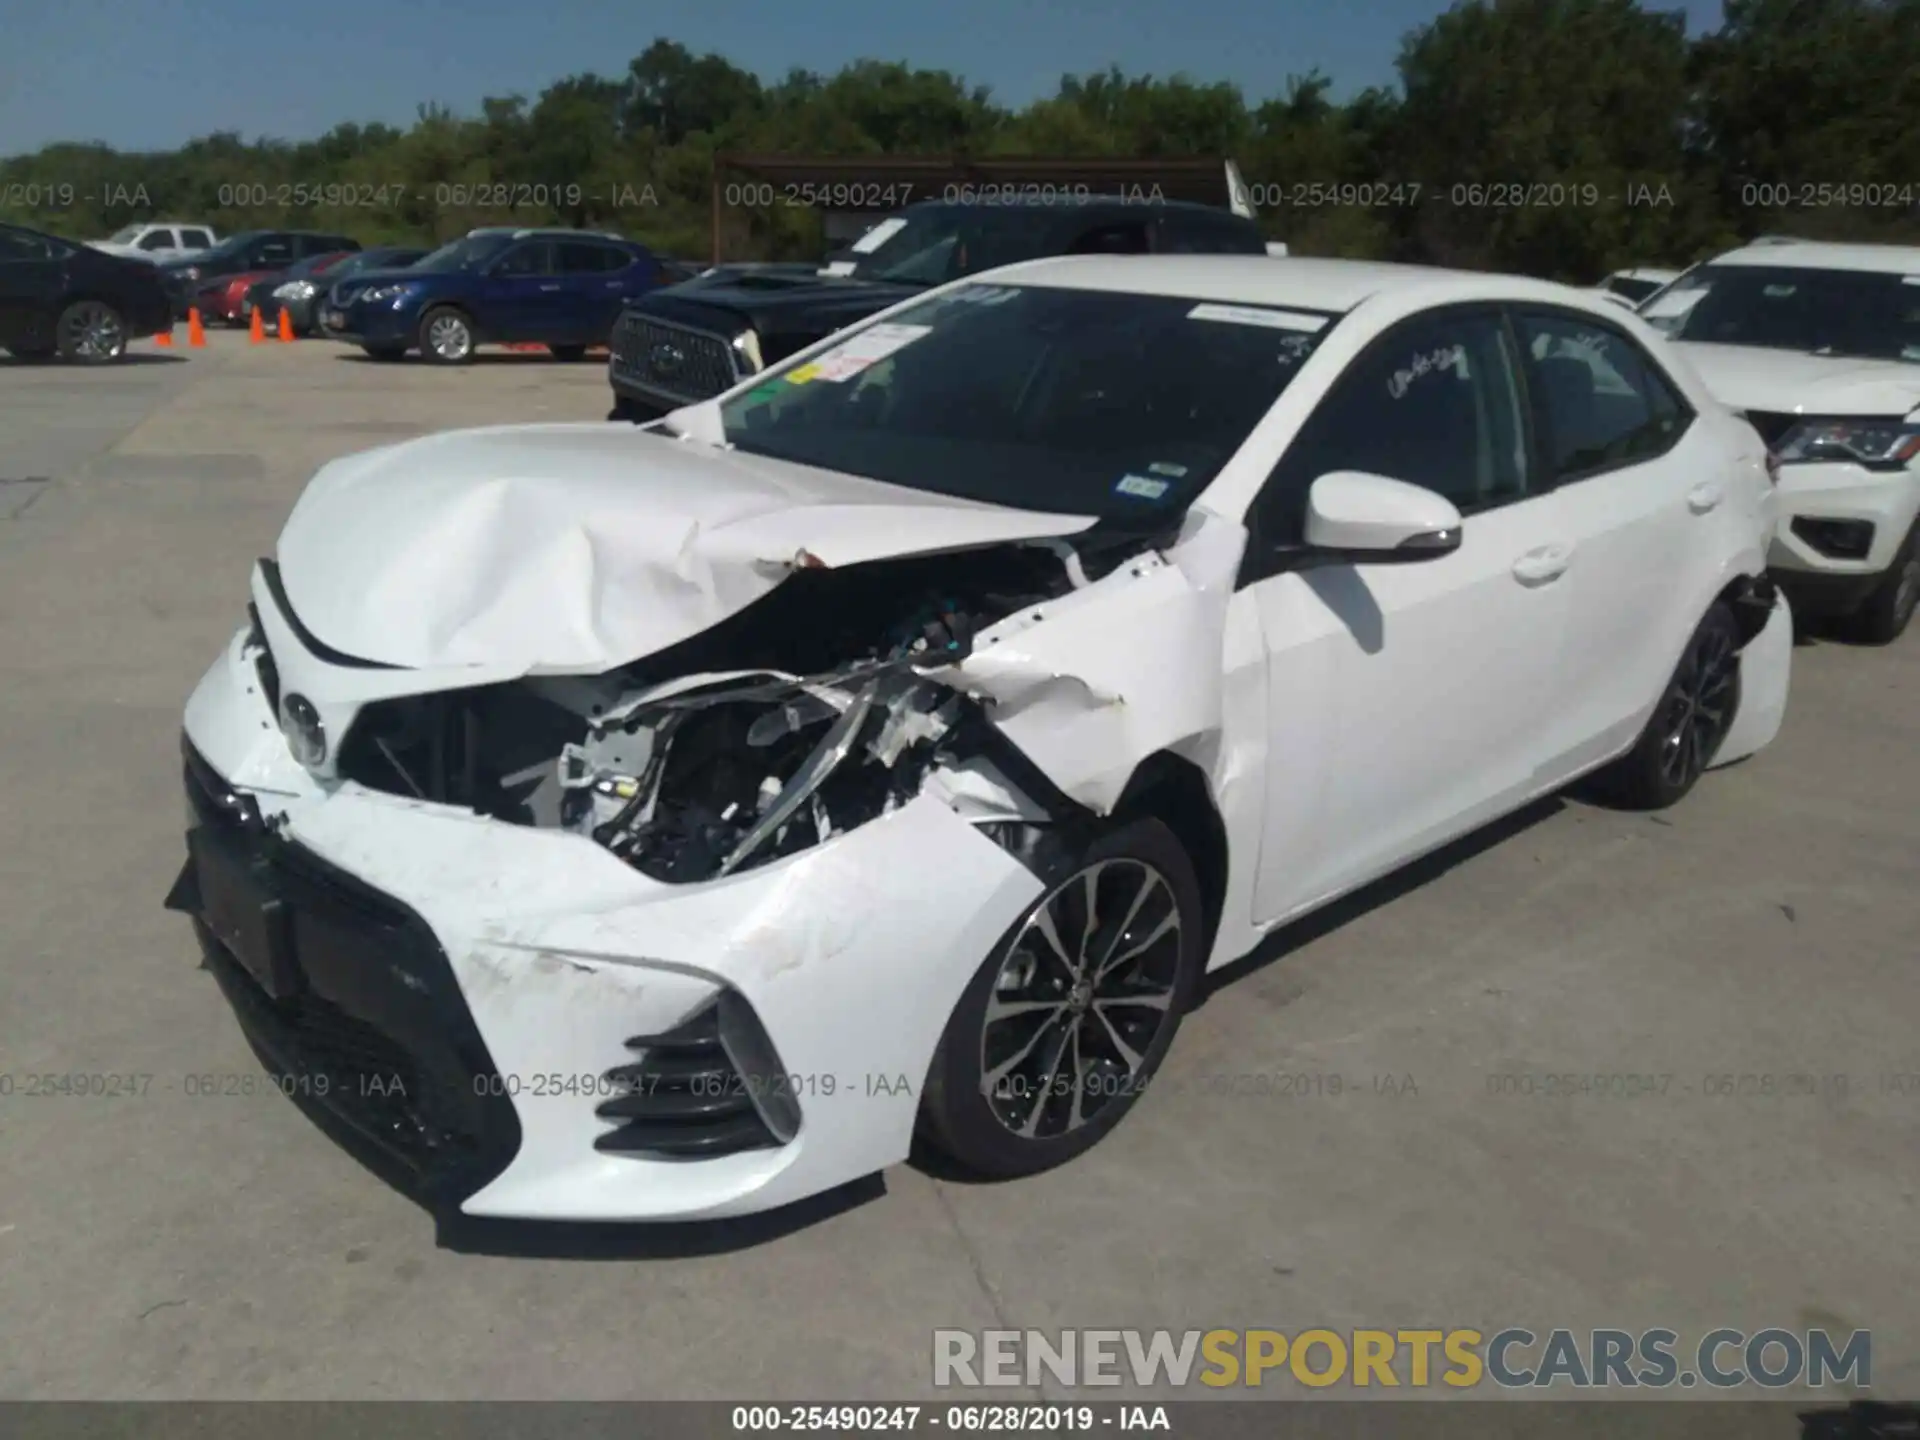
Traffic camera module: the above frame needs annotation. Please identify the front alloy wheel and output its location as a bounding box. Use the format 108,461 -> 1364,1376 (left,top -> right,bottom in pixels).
55,300 -> 127,362
419,307 -> 475,364
918,815 -> 1204,1178
981,859 -> 1183,1141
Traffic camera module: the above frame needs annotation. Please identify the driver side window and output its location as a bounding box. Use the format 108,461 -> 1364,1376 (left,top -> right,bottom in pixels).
1249,309 -> 1534,551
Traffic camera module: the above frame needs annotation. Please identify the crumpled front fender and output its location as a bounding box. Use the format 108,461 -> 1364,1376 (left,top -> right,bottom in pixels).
929,507 -> 1247,813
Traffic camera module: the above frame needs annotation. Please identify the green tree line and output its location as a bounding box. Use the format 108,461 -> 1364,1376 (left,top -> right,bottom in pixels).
4,0 -> 1917,281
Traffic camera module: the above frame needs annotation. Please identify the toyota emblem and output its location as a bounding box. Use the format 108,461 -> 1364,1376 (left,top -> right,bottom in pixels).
649,341 -> 686,376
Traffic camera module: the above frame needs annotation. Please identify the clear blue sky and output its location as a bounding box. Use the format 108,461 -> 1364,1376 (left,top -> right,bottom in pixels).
0,0 -> 1729,156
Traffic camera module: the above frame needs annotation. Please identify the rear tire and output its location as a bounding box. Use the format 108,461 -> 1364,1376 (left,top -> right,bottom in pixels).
917,815 -> 1204,1180
1591,603 -> 1742,810
1844,523 -> 1920,646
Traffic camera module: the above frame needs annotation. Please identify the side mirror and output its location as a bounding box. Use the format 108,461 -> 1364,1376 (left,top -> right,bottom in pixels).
1304,471 -> 1463,560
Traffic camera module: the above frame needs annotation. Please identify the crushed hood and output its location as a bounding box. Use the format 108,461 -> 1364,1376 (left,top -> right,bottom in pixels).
274,423 -> 1098,673
1672,342 -> 1920,419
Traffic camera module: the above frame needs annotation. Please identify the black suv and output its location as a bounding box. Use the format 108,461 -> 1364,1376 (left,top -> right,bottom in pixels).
608,197 -> 1268,420
157,230 -> 362,316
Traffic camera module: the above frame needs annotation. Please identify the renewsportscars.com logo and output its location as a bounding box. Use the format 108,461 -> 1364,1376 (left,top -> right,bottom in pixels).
933,1327 -> 1872,1390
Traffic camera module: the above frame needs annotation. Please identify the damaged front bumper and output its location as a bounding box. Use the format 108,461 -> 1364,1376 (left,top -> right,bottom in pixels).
170,637 -> 1046,1222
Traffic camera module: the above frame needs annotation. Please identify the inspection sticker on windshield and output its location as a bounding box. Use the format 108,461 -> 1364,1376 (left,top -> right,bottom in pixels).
849,217 -> 909,253
1115,474 -> 1170,500
1147,461 -> 1188,477
1187,302 -> 1326,332
807,322 -> 933,382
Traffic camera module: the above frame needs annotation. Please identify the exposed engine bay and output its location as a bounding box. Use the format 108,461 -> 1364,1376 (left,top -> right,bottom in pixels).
333,529 -> 1168,883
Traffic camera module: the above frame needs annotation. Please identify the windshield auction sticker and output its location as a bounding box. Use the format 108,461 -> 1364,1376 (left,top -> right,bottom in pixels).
1188,302 -> 1327,332
804,322 -> 934,382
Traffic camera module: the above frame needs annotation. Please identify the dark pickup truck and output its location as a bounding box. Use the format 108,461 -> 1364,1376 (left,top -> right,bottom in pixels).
607,196 -> 1269,421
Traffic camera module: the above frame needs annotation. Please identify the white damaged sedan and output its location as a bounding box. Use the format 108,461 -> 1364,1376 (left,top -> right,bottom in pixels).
168,255 -> 1794,1224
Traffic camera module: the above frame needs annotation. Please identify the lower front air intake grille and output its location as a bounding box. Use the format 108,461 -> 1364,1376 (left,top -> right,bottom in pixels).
595,994 -> 800,1158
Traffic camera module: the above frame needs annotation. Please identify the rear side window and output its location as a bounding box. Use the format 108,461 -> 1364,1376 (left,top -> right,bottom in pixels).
1515,311 -> 1692,480
0,227 -> 55,261
138,230 -> 174,251
559,242 -> 629,273
181,229 -> 213,248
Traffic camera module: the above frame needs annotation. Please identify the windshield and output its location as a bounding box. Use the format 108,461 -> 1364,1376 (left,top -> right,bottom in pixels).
847,208 -> 1063,285
334,250 -> 410,279
106,225 -> 144,244
410,235 -> 510,273
1649,264 -> 1920,362
1605,274 -> 1667,304
718,283 -> 1334,518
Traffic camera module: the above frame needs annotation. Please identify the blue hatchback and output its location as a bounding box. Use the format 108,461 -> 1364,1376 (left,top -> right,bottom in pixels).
317,228 -> 661,363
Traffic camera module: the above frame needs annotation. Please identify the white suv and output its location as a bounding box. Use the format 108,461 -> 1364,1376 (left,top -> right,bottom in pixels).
1642,239 -> 1920,643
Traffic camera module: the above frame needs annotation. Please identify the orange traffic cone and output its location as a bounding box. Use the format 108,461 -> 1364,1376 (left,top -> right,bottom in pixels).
277,308 -> 294,343
153,327 -> 174,347
249,307 -> 267,343
187,309 -> 206,347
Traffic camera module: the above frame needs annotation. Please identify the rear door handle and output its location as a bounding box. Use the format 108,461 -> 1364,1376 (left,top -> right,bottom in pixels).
1512,542 -> 1573,586
1687,481 -> 1724,514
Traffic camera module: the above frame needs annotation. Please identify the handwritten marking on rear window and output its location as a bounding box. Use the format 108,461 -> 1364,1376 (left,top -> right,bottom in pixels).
1387,343 -> 1466,399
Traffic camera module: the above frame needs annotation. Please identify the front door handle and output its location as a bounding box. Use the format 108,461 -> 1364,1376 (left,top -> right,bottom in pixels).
1687,481 -> 1724,514
1512,542 -> 1573,586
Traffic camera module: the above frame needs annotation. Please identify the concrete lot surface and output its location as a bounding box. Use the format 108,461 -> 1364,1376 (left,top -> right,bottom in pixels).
0,332 -> 1915,1401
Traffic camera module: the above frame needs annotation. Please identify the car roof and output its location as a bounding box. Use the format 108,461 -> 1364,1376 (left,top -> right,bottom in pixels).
900,196 -> 1246,218
1707,238 -> 1920,274
463,227 -> 629,240
983,253 -> 1575,312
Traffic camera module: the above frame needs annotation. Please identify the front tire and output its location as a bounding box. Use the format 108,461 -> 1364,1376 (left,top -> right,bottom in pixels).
918,815 -> 1204,1179
418,306 -> 475,364
55,300 -> 127,362
1592,602 -> 1742,810
1845,522 -> 1920,646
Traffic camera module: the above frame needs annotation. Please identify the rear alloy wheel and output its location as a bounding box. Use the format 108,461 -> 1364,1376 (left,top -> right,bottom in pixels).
55,300 -> 127,362
1592,602 -> 1742,810
1847,523 -> 1920,646
418,307 -> 475,364
918,816 -> 1204,1179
